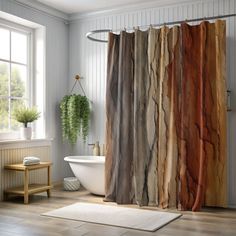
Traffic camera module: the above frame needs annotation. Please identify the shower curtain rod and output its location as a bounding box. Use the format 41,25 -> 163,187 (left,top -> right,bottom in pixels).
86,13 -> 236,43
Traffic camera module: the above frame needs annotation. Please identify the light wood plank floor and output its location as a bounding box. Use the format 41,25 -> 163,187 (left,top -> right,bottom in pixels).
0,186 -> 235,236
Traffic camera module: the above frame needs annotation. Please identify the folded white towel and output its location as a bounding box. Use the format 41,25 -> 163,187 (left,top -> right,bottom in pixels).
23,156 -> 40,166
23,156 -> 40,161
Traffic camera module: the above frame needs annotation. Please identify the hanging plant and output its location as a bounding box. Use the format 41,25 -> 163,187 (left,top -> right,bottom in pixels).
60,95 -> 70,141
79,95 -> 90,141
60,94 -> 90,144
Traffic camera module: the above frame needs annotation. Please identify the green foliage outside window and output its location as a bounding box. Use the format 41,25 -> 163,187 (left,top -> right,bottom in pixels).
0,63 -> 26,132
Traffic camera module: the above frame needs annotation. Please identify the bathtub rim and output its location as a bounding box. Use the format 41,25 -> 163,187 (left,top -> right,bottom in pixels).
64,156 -> 105,164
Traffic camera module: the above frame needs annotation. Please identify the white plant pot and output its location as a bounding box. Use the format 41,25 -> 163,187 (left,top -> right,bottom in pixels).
20,127 -> 32,140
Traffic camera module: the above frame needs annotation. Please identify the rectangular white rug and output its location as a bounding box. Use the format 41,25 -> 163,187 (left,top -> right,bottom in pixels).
42,202 -> 181,232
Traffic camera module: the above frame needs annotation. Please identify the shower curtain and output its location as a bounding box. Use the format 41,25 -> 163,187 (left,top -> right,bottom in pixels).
105,20 -> 227,211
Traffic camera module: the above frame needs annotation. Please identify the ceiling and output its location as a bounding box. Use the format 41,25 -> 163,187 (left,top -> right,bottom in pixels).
36,0 -> 158,14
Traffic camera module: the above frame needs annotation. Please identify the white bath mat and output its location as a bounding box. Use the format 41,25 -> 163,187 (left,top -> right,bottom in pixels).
42,202 -> 181,232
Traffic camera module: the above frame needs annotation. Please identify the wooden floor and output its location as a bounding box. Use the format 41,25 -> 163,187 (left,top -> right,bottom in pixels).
0,186 -> 235,236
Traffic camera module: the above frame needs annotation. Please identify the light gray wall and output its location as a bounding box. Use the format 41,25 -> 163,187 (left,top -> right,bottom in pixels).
0,0 -> 71,182
68,0 -> 236,207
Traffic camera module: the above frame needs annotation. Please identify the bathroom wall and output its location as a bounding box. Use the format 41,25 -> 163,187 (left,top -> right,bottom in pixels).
0,0 -> 71,182
68,0 -> 236,207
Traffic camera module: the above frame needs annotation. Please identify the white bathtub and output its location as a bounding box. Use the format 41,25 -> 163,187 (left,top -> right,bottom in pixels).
64,156 -> 105,196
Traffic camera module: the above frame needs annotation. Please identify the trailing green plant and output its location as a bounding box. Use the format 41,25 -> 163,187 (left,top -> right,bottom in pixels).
68,94 -> 79,144
78,95 -> 90,142
60,95 -> 70,140
13,106 -> 40,128
60,94 -> 90,144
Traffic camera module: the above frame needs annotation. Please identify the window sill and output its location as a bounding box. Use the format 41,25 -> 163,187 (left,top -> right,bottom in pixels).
0,138 -> 53,150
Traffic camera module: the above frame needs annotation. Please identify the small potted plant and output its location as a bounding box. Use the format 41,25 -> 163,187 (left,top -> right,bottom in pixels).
13,106 -> 40,140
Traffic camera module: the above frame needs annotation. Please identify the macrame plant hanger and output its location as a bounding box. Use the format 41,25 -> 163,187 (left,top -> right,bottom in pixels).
70,74 -> 87,96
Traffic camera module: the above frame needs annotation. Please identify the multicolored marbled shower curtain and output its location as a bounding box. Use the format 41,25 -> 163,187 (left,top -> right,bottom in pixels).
105,20 -> 227,211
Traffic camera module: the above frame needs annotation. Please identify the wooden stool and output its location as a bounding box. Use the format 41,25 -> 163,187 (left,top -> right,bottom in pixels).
4,162 -> 52,204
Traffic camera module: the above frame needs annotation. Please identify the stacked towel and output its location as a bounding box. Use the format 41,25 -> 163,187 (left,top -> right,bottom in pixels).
23,156 -> 40,166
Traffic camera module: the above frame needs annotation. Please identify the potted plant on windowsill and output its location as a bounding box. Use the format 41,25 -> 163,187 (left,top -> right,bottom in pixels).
13,106 -> 40,140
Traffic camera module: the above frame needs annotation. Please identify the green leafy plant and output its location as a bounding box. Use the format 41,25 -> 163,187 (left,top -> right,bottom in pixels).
60,94 -> 90,144
13,106 -> 40,128
79,96 -> 90,141
60,95 -> 70,141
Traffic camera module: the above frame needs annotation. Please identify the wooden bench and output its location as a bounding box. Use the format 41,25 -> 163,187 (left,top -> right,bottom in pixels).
4,162 -> 52,204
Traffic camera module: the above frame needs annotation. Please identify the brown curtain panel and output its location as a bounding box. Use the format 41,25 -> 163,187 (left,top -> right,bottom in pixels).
105,20 -> 227,211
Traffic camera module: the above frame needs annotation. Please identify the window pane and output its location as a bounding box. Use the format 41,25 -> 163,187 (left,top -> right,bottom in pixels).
11,31 -> 27,64
0,28 -> 10,60
11,64 -> 27,98
11,98 -> 26,131
0,99 -> 9,132
0,62 -> 9,97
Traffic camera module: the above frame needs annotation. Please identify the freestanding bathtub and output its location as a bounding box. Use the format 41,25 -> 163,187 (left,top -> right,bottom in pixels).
64,156 -> 105,196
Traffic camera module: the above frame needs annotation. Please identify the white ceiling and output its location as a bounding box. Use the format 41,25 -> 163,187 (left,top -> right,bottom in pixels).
36,0 -> 158,14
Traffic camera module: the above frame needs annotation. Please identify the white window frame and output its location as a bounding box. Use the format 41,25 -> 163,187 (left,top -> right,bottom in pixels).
0,19 -> 34,140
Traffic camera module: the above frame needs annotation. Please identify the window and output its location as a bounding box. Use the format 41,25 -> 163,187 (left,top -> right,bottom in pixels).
0,13 -> 46,141
0,20 -> 33,139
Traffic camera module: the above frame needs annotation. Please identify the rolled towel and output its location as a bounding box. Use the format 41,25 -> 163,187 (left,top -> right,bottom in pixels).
23,156 -> 40,166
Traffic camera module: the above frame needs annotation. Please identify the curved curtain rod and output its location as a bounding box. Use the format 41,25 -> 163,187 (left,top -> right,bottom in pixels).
86,13 -> 236,43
